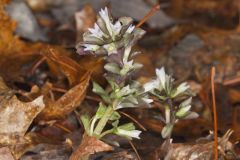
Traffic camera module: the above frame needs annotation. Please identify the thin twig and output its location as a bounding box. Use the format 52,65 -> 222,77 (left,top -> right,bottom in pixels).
85,95 -> 102,102
128,140 -> 141,160
223,76 -> 240,86
211,67 -> 218,160
119,111 -> 147,131
52,87 -> 68,93
30,56 -> 46,74
54,123 -> 72,133
136,3 -> 160,28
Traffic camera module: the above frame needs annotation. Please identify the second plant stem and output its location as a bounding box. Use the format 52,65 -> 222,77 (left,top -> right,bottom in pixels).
166,99 -> 175,139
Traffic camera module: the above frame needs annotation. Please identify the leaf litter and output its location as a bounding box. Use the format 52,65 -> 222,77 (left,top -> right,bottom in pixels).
0,0 -> 240,159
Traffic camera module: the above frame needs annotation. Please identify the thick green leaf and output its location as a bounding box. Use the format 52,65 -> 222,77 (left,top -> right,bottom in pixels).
118,123 -> 135,131
92,81 -> 107,95
176,105 -> 191,118
161,123 -> 173,139
104,63 -> 120,74
92,81 -> 111,103
110,111 -> 121,121
183,111 -> 199,119
95,103 -> 107,119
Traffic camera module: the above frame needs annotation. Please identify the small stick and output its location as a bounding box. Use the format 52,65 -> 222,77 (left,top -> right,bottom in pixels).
211,67 -> 218,160
30,56 -> 46,74
136,3 -> 160,28
119,111 -> 147,131
128,140 -> 141,160
85,95 -> 102,102
52,86 -> 68,93
54,123 -> 72,133
223,76 -> 240,86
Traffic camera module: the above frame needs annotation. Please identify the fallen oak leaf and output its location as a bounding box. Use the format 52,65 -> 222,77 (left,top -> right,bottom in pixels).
70,135 -> 113,160
36,71 -> 91,121
0,96 -> 45,145
0,77 -> 45,146
0,147 -> 15,160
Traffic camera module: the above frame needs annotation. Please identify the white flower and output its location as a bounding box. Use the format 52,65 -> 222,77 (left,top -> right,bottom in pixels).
79,7 -> 145,55
98,7 -> 135,40
141,97 -> 153,104
88,23 -> 104,39
180,97 -> 192,108
83,44 -> 100,51
123,46 -> 132,63
111,21 -> 122,35
156,67 -> 166,90
126,25 -> 135,34
116,128 -> 141,139
99,7 -> 113,37
115,102 -> 135,110
172,82 -> 189,97
143,80 -> 159,92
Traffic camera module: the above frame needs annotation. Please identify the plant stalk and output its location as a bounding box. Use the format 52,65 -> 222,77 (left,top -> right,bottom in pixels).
94,106 -> 114,136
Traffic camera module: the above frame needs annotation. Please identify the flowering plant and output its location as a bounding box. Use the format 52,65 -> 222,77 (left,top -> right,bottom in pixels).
77,7 -> 198,143
77,7 -> 151,141
144,67 -> 199,138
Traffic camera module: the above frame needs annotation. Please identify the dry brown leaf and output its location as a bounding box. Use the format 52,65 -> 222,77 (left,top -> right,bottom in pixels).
36,71 -> 91,121
9,132 -> 65,159
163,130 -> 235,160
43,48 -> 88,86
232,107 -> 240,142
166,0 -> 238,21
70,135 -> 113,160
78,55 -> 105,84
141,117 -> 211,137
0,147 -> 15,160
228,89 -> 240,104
0,1 -> 78,83
0,77 -> 45,145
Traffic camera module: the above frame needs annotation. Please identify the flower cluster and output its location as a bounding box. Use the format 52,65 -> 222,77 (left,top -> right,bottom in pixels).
76,7 -> 145,56
144,67 -> 190,99
144,67 -> 198,138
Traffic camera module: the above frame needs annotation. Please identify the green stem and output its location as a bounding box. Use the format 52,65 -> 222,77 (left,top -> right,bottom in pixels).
165,105 -> 170,124
94,106 -> 114,136
90,116 -> 97,136
99,129 -> 114,138
166,99 -> 175,140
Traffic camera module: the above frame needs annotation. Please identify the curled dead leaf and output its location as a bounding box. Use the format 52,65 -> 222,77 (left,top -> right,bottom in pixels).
70,135 -> 113,160
36,71 -> 91,121
43,48 -> 88,86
